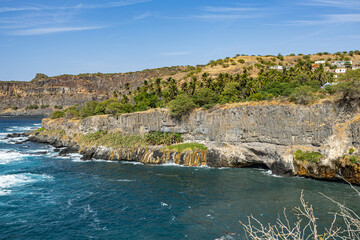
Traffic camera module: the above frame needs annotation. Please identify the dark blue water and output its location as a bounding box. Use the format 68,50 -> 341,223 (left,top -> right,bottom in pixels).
0,117 -> 359,240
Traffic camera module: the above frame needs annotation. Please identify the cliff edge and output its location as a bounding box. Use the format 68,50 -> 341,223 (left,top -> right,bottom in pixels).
27,101 -> 360,184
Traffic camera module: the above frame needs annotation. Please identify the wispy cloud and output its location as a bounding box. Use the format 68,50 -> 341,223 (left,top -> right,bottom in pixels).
193,14 -> 255,20
0,0 -> 151,36
162,51 -> 190,56
293,13 -> 360,25
187,5 -> 263,21
203,6 -> 259,12
0,0 -> 151,13
134,12 -> 153,20
302,0 -> 360,9
9,26 -> 104,36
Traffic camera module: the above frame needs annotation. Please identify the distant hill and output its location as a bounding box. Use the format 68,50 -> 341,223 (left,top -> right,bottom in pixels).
1,51 -> 359,116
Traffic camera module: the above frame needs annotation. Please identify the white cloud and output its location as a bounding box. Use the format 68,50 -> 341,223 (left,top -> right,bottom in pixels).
293,13 -> 360,25
193,14 -> 255,20
0,0 -> 151,13
203,6 -> 259,12
134,12 -> 153,20
303,0 -> 360,9
9,26 -> 104,36
162,51 -> 190,56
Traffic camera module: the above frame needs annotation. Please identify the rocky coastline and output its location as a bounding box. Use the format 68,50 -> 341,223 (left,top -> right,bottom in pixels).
24,101 -> 360,184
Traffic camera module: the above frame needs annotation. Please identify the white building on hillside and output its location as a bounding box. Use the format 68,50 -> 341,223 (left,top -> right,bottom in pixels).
315,60 -> 325,64
335,68 -> 346,73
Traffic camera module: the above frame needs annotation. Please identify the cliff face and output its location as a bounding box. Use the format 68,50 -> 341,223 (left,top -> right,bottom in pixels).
34,102 -> 360,183
0,68 -> 183,114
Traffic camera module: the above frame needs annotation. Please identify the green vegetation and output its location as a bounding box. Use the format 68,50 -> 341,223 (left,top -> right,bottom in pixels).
51,110 -> 65,119
25,104 -> 39,110
40,104 -> 49,109
294,150 -> 324,163
48,52 -> 360,120
77,130 -> 148,148
145,131 -> 183,145
168,94 -> 196,119
166,143 -> 207,152
35,127 -> 45,133
288,86 -> 316,105
349,148 -> 355,155
54,105 -> 63,109
349,155 -> 360,164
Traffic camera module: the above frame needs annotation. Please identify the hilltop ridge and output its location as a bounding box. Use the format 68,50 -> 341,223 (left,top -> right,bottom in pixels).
1,50 -> 359,116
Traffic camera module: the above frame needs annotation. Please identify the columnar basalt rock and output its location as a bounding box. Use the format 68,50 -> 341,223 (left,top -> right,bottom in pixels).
31,102 -> 360,184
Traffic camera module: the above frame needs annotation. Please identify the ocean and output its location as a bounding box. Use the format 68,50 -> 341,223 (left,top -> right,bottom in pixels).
0,117 -> 359,240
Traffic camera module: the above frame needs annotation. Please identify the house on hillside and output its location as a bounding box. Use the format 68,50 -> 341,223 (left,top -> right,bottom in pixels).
332,61 -> 352,67
315,60 -> 325,64
335,68 -> 346,74
269,65 -> 283,70
312,64 -> 319,70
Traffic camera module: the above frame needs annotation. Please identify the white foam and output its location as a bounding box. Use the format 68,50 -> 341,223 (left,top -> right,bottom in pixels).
0,150 -> 29,165
262,170 -> 283,178
0,137 -> 28,144
120,161 -> 144,165
0,173 -> 53,196
117,179 -> 135,182
6,126 -> 36,132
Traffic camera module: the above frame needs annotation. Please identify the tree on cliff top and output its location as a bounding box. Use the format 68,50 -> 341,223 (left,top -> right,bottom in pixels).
336,69 -> 360,106
168,94 -> 196,119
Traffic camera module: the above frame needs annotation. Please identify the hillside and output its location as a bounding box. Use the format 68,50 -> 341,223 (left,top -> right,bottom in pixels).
1,51 -> 359,116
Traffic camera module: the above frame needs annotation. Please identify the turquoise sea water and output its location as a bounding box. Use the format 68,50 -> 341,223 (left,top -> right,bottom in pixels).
0,117 -> 359,240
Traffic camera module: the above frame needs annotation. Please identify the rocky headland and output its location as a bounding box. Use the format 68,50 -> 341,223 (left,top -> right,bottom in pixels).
27,101 -> 360,184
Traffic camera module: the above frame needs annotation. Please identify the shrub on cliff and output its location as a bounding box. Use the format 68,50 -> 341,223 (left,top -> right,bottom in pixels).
105,102 -> 134,115
26,104 -> 39,110
289,86 -> 316,105
168,94 -> 196,119
336,69 -> 360,105
51,110 -> 65,119
294,150 -> 324,163
192,88 -> 218,109
64,106 -> 80,119
145,131 -> 183,145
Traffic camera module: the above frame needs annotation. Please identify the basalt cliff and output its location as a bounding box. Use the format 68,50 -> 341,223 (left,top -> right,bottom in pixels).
28,101 -> 360,184
0,67 -> 186,116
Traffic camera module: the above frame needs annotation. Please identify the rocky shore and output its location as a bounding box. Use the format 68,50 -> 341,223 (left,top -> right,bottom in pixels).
25,101 -> 360,184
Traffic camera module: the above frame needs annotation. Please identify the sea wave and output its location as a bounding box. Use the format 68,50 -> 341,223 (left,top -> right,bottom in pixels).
6,126 -> 37,132
262,169 -> 283,178
0,173 -> 53,196
0,150 -> 29,165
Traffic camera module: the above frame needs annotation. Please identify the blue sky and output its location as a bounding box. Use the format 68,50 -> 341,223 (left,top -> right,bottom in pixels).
0,0 -> 359,81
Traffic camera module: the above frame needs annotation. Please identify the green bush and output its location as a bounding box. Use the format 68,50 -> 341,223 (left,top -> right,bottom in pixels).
54,105 -> 63,109
10,105 -> 18,110
145,131 -> 183,145
35,127 -> 45,133
349,148 -> 355,155
238,59 -> 245,64
289,86 -> 316,105
349,155 -> 359,164
248,93 -> 264,101
51,110 -> 65,119
349,156 -> 360,164
166,143 -> 207,152
78,131 -> 147,148
40,105 -> 49,109
25,104 -> 39,110
192,88 -> 218,108
294,150 -> 324,163
168,94 -> 196,119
